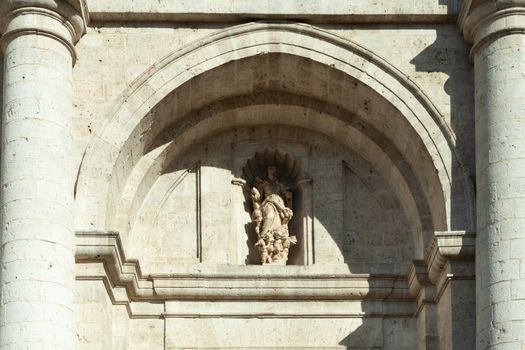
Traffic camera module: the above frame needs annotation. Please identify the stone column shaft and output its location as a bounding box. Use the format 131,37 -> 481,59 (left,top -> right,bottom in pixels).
0,2 -> 83,349
462,2 -> 525,349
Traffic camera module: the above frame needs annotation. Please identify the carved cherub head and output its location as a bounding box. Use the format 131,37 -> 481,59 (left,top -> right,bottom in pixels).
266,165 -> 277,181
284,190 -> 293,208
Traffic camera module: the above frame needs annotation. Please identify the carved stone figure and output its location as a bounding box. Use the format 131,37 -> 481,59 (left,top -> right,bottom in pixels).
251,165 -> 297,265
232,149 -> 306,265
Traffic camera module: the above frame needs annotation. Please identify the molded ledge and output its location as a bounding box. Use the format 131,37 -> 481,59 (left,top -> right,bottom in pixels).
427,230 -> 475,284
76,231 -> 154,300
407,260 -> 436,316
407,260 -> 433,298
406,231 -> 475,313
85,0 -> 459,24
75,231 -> 414,304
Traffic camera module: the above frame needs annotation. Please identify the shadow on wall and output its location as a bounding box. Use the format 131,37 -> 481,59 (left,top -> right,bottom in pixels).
338,20 -> 475,350
409,24 -> 475,231
409,23 -> 476,350
142,54 -> 433,272
151,123 -> 416,273
339,318 -> 380,349
121,52 -> 431,273
439,0 -> 461,12
72,20 -> 476,349
151,128 -> 420,346
338,305 -> 417,349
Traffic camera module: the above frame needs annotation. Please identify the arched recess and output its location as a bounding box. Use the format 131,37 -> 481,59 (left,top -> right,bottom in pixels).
75,22 -> 475,261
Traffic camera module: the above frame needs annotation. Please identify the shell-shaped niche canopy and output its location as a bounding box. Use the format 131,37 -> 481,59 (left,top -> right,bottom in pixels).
243,149 -> 302,187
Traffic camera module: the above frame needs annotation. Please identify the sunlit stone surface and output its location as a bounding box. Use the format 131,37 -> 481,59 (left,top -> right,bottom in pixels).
1,1 -> 523,349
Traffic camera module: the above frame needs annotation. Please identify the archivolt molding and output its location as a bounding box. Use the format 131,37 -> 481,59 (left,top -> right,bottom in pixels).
75,22 -> 475,240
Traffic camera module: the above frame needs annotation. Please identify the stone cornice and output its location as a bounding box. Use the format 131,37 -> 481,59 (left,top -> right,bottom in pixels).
407,260 -> 433,299
407,231 -> 475,296
427,231 -> 475,284
76,231 -> 413,303
86,0 -> 458,24
406,231 -> 475,314
0,0 -> 86,63
460,0 -> 525,58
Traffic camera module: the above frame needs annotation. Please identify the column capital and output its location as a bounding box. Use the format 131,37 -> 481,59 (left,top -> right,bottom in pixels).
459,0 -> 525,58
0,0 -> 87,64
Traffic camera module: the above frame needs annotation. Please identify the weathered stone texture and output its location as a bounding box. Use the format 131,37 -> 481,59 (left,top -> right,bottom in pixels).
459,1 -> 525,348
4,0 -> 525,349
0,3 -> 83,348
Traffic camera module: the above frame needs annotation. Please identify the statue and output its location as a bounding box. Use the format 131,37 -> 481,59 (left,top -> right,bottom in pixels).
250,166 -> 297,265
231,149 -> 308,265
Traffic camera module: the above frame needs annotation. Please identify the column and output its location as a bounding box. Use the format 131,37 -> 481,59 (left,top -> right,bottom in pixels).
0,1 -> 84,349
462,2 -> 525,349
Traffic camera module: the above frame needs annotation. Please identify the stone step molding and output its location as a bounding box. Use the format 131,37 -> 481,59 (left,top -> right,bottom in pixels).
76,231 -> 415,318
77,230 -> 475,338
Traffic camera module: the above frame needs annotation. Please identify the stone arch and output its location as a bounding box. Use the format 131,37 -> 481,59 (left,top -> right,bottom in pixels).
75,22 -> 475,259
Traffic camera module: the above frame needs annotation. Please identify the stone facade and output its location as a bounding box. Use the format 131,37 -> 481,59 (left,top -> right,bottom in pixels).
0,0 -> 523,349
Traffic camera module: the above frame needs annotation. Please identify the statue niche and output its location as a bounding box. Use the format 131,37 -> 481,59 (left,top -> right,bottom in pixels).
242,149 -> 303,265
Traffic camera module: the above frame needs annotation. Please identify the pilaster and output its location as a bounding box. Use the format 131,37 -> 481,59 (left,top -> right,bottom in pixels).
427,231 -> 476,350
408,260 -> 438,350
460,2 -> 525,348
0,1 -> 84,349
407,231 -> 476,350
